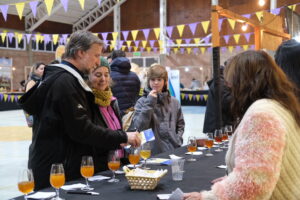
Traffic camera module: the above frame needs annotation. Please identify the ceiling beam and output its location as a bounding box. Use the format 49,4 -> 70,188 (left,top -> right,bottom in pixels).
72,0 -> 127,32
25,0 -> 63,32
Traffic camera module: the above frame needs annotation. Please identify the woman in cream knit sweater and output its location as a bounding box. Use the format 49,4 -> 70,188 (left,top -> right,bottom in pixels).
184,50 -> 300,200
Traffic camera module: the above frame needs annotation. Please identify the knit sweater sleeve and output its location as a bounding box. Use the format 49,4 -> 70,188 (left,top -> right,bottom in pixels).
201,110 -> 286,200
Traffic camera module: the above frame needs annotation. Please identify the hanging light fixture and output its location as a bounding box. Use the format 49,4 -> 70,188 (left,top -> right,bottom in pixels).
241,23 -> 248,31
258,0 -> 266,7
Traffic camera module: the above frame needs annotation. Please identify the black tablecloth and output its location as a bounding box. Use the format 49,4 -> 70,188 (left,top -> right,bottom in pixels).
180,90 -> 208,106
0,93 -> 23,111
13,146 -> 226,200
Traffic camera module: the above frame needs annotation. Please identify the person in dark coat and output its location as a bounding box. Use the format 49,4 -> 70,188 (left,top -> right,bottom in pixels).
110,50 -> 141,116
19,31 -> 141,191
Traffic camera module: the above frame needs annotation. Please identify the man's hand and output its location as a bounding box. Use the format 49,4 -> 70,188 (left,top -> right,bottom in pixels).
183,192 -> 202,200
126,131 -> 141,148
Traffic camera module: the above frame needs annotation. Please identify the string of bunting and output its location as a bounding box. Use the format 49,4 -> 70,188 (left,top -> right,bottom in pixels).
180,93 -> 208,102
0,93 -> 22,103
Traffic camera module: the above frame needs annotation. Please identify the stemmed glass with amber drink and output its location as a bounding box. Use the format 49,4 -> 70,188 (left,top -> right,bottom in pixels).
214,129 -> 224,152
187,136 -> 197,161
81,156 -> 94,191
140,142 -> 151,169
18,169 -> 34,200
205,133 -> 214,156
50,163 -> 65,200
108,150 -> 121,183
128,148 -> 140,169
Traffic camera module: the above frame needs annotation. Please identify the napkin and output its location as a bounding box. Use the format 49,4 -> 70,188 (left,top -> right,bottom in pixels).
217,165 -> 227,169
88,175 -> 110,181
157,194 -> 171,200
143,158 -> 170,165
168,188 -> 184,200
115,170 -> 125,174
61,183 -> 86,191
169,154 -> 182,159
185,151 -> 203,155
126,164 -> 142,168
26,192 -> 56,199
197,147 -> 207,150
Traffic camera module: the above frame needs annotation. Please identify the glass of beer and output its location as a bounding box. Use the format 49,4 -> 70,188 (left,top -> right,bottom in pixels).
18,169 -> 34,199
50,163 -> 65,200
107,150 -> 121,183
140,142 -> 151,169
214,129 -> 224,152
128,148 -> 140,169
80,156 -> 94,191
205,133 -> 214,156
187,136 -> 197,161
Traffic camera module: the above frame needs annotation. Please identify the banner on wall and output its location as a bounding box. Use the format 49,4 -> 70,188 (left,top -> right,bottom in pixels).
168,69 -> 180,103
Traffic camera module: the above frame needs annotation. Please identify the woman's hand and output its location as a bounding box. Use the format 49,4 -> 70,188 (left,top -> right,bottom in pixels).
183,192 -> 202,200
211,176 -> 226,184
149,90 -> 158,98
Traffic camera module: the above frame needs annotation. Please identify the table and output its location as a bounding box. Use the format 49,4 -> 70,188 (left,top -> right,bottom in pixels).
180,90 -> 208,106
0,92 -> 23,111
13,146 -> 226,200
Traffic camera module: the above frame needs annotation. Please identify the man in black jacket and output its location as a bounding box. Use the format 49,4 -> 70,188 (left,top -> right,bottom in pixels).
19,31 -> 141,190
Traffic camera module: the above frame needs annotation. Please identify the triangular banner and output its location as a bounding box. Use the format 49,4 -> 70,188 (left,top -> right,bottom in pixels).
1,31 -> 7,43
101,32 -> 108,40
146,47 -> 151,53
256,11 -> 263,22
188,22 -> 198,35
194,38 -> 200,44
133,46 -> 138,52
288,5 -> 297,11
78,0 -> 85,10
200,47 -> 206,54
15,33 -> 23,44
180,48 -> 184,54
166,26 -> 174,37
181,93 -> 185,100
60,0 -> 69,12
112,32 -> 118,41
126,40 -> 132,47
45,0 -> 54,15
227,19 -> 236,30
15,3 -> 25,20
271,8 -> 281,15
203,94 -> 208,101
188,94 -> 193,101
228,46 -> 234,53
0,5 -> 9,21
142,40 -> 147,48
233,34 -> 240,44
242,45 -> 249,51
176,24 -> 185,37
196,95 -> 200,101
131,30 -> 139,41
187,47 -> 192,54
223,35 -> 230,44
201,21 -> 210,34
122,30 -> 129,40
25,34 -> 32,44
29,1 -> 39,17
142,29 -> 150,40
185,38 -> 191,44
242,14 -> 251,19
52,34 -> 59,45
10,95 -> 15,102
176,39 -> 182,48
149,40 -> 155,48
7,33 -> 14,44
134,40 -> 140,47
3,94 -> 8,102
153,28 -> 160,40
158,40 -> 163,47
244,32 -> 251,42
173,48 -> 178,54
121,46 -> 126,51
193,48 -> 198,54
235,46 -> 241,51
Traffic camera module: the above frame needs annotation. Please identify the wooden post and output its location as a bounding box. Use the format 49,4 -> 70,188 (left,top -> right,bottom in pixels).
211,6 -> 220,47
254,27 -> 261,50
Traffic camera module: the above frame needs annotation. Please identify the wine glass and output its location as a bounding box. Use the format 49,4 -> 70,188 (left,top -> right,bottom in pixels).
214,129 -> 224,152
205,133 -> 214,156
140,142 -> 151,169
225,125 -> 233,137
107,150 -> 121,183
128,148 -> 140,169
80,156 -> 94,191
221,127 -> 228,149
187,136 -> 197,161
50,163 -> 65,200
18,169 -> 34,200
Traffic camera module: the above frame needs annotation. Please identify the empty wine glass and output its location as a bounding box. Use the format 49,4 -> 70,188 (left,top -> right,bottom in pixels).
107,150 -> 121,183
187,136 -> 197,161
205,133 -> 214,156
50,163 -> 65,200
214,129 -> 224,152
18,169 -> 34,200
80,156 -> 94,191
140,142 -> 151,169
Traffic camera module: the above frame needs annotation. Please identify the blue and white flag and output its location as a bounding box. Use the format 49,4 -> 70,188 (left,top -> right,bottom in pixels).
140,128 -> 155,144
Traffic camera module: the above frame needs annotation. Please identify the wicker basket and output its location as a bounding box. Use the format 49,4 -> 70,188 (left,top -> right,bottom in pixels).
125,169 -> 168,190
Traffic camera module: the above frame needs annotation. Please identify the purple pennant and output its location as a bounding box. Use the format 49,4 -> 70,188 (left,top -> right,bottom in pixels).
200,95 -> 204,101
250,45 -> 255,49
97,0 -> 102,6
44,34 -> 50,44
62,34 -> 68,44
60,0 -> 68,12
59,37 -> 64,45
184,38 -> 191,44
167,47 -> 171,54
188,22 -> 198,35
153,47 -> 158,53
180,48 -> 185,54
221,47 -> 227,52
7,33 -> 14,44
235,46 -> 241,51
0,93 -> 3,101
193,48 -> 198,54
29,1 -> 39,17
166,26 -> 174,37
118,40 -> 124,49
134,40 -> 140,47
7,95 -> 11,102
223,35 -> 230,44
242,14 -> 251,19
218,18 -> 224,30
244,32 -> 252,42
140,47 -> 144,52
271,8 -> 281,15
204,36 -> 210,44
101,32 -> 108,40
122,31 -> 129,40
142,29 -> 150,40
149,40 -> 155,48
0,5 -> 9,21
207,47 -> 212,52
128,46 -> 132,52
193,95 -> 196,101
25,34 -> 32,44
185,94 -> 188,100
15,95 -> 19,102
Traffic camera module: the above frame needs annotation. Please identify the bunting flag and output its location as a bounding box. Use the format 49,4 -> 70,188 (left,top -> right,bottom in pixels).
25,34 -> 32,44
235,45 -> 241,51
242,45 -> 249,51
142,40 -> 147,48
188,94 -> 193,101
228,46 -> 234,53
158,40 -> 163,48
133,46 -> 138,52
180,48 -> 184,54
200,47 -> 206,54
187,47 -> 192,54
256,11 -> 263,22
134,40 -> 140,47
193,47 -> 198,54
128,46 -> 132,52
121,46 -> 126,51
7,33 -> 14,43
227,19 -> 236,30
1,31 -> 7,43
142,29 -> 150,40
173,48 -> 178,54
204,36 -> 210,44
10,95 -> 14,103
203,94 -> 208,101
242,14 -> 251,19
176,39 -> 182,48
78,0 -> 85,10
194,38 -> 200,44
181,93 -> 185,100
223,35 -> 230,44
153,28 -> 160,40
3,94 -> 8,102
0,5 -> 9,21
45,0 -> 54,16
61,0 -> 69,12
149,40 -> 155,48
195,95 -> 200,101
185,38 -> 191,44
15,32 -> 23,44
244,32 -> 251,42
15,3 -> 25,20
188,22 -> 198,35
166,26 -> 174,37
233,34 -> 241,44
112,32 -> 118,41
29,1 -> 39,17
97,0 -> 102,6
101,32 -> 108,40
176,24 -> 185,37
271,8 -> 281,15
52,34 -> 59,45
201,21 -> 210,34
126,40 -> 132,47
122,31 -> 129,40
131,30 -> 139,41
146,47 -> 151,53
288,4 -> 297,11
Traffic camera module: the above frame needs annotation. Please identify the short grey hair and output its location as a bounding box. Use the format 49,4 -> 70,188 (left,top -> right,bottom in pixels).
64,30 -> 103,59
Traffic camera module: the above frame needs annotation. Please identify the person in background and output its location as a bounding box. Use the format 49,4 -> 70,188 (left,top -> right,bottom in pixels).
275,39 -> 300,98
184,50 -> 300,200
110,50 -> 140,116
133,64 -> 185,154
19,31 -> 141,190
107,54 -> 112,64
190,78 -> 201,90
25,62 -> 45,91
